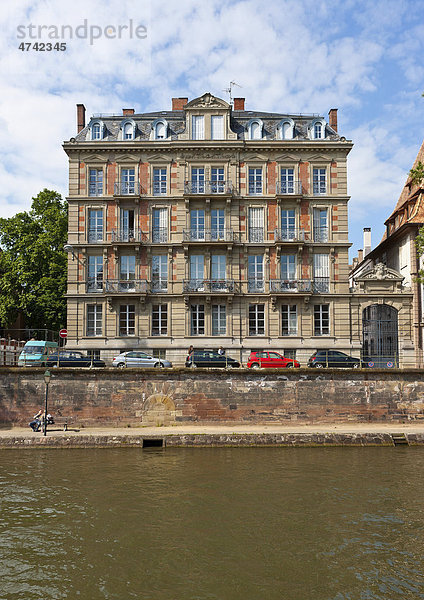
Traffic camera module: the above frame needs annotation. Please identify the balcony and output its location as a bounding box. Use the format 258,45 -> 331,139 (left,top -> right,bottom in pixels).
276,180 -> 302,195
248,228 -> 265,243
114,182 -> 144,196
269,279 -> 312,293
151,278 -> 168,293
111,228 -> 148,243
184,181 -> 234,195
313,277 -> 330,293
247,279 -> 265,293
88,183 -> 103,197
182,228 -> 238,242
87,230 -> 104,244
183,279 -> 236,293
86,277 -> 103,293
151,228 -> 168,243
105,279 -> 148,293
274,228 -> 307,242
312,227 -> 329,243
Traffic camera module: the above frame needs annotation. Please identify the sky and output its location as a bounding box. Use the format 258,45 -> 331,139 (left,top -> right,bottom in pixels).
1,0 -> 424,258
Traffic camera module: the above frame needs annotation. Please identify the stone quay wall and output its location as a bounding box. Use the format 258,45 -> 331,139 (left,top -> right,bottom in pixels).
1,368 -> 424,428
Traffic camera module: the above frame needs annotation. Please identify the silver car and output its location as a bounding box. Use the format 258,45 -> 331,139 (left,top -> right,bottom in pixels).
112,351 -> 172,368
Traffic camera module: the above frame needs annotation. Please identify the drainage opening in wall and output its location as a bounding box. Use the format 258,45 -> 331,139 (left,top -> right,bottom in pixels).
142,438 -> 164,448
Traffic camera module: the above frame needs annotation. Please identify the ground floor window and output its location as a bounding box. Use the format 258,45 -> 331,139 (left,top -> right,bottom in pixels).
283,349 -> 296,360
212,304 -> 226,335
86,350 -> 101,360
282,304 -> 297,336
87,304 -> 102,336
249,304 -> 265,336
119,304 -> 135,336
152,304 -> 168,336
314,304 -> 329,336
151,349 -> 167,360
191,304 -> 205,335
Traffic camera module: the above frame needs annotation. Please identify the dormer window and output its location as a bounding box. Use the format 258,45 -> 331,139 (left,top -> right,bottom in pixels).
122,121 -> 135,140
309,119 -> 326,140
152,119 -> 168,140
278,119 -> 294,140
247,119 -> 263,140
91,121 -> 104,140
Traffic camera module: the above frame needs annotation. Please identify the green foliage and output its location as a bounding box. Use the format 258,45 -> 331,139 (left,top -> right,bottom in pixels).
0,189 -> 68,331
409,161 -> 424,186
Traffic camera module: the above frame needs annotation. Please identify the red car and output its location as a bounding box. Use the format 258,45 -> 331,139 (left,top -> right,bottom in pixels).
247,351 -> 300,369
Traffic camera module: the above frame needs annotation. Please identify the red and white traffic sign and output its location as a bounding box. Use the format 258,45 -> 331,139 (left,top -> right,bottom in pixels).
59,329 -> 68,339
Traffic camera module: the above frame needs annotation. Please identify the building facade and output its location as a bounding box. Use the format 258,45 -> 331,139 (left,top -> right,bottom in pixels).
64,92 -> 403,366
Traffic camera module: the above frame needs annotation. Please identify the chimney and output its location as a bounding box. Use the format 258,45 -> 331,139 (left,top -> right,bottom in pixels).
233,98 -> 245,111
328,108 -> 338,132
77,104 -> 86,133
123,108 -> 134,116
363,227 -> 371,257
172,97 -> 188,111
358,249 -> 364,263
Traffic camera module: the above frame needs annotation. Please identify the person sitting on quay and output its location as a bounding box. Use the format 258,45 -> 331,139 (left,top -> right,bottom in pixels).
29,409 -> 44,432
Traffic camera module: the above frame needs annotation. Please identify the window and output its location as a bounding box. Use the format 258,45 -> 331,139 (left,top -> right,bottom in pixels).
87,304 -> 102,336
190,255 -> 204,290
89,169 -> 103,196
155,120 -> 167,140
123,122 -> 134,140
152,208 -> 168,242
87,350 -> 101,361
281,255 -> 296,280
87,255 -> 103,292
88,209 -> 103,243
153,168 -> 167,196
120,208 -> 135,241
313,254 -> 329,293
191,304 -> 205,335
314,304 -> 329,335
249,304 -> 265,336
119,305 -> 135,336
120,255 -> 136,291
212,305 -> 226,335
248,207 -> 264,242
313,208 -> 328,242
211,167 -> 225,193
211,115 -> 224,140
190,209 -> 205,240
248,120 -> 262,140
313,168 -> 326,195
281,209 -> 296,240
121,168 -> 135,195
151,255 -> 168,292
91,122 -> 102,140
211,209 -> 225,240
284,349 -> 296,360
248,168 -> 262,195
279,120 -> 294,140
280,168 -> 294,194
314,122 -> 322,139
191,167 -> 205,193
152,304 -> 168,336
211,255 -> 226,290
248,255 -> 264,292
192,115 -> 205,140
282,305 -> 297,336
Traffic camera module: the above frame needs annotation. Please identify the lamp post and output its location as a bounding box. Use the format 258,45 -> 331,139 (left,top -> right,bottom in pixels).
43,369 -> 51,436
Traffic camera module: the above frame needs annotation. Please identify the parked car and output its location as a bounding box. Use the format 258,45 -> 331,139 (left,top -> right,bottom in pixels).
247,351 -> 300,369
112,351 -> 172,368
307,350 -> 363,368
47,351 -> 105,368
186,350 -> 240,368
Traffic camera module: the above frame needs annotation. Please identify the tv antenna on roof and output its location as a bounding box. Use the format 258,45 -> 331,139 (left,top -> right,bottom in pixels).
223,81 -> 242,105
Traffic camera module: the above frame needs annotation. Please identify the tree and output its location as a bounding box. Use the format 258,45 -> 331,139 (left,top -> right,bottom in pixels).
0,189 -> 68,332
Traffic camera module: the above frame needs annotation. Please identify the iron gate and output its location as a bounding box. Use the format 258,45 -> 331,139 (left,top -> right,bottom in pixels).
362,304 -> 398,368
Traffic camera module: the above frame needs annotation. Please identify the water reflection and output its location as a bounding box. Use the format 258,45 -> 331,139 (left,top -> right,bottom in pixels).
1,448 -> 424,599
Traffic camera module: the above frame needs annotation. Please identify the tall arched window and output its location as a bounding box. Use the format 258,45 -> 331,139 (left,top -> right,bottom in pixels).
155,121 -> 167,140
309,119 -> 326,140
278,119 -> 294,140
91,122 -> 102,140
123,122 -> 134,140
247,119 -> 263,140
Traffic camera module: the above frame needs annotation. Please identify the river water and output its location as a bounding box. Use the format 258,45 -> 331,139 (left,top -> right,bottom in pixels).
1,447 -> 424,600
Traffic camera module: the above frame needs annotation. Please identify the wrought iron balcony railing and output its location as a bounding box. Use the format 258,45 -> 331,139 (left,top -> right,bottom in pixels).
151,278 -> 168,293
313,277 -> 330,293
313,184 -> 327,196
152,183 -> 167,196
274,228 -> 307,242
111,228 -> 147,243
269,279 -> 312,293
87,230 -> 104,243
86,277 -> 104,293
89,183 -> 103,196
247,278 -> 265,293
105,279 -> 148,293
276,180 -> 303,195
182,228 -> 235,242
248,227 -> 265,243
313,227 -> 329,242
152,227 -> 168,243
184,181 -> 233,194
114,181 -> 143,196
183,279 -> 236,293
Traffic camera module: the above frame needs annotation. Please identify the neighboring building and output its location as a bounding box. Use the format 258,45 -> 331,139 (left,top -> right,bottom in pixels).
63,92 -> 411,366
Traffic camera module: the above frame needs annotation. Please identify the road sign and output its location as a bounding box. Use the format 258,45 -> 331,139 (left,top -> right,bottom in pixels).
368,361 -> 374,368
387,361 -> 394,368
59,329 -> 68,339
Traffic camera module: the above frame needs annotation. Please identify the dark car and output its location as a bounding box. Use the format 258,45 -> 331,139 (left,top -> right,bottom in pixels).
185,350 -> 240,368
247,351 -> 300,369
47,351 -> 105,368
307,350 -> 363,369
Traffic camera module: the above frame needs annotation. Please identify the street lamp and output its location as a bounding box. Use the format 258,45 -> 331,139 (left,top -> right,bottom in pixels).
43,369 -> 51,436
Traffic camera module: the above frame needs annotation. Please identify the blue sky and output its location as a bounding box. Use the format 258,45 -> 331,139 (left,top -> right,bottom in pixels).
1,0 -> 424,258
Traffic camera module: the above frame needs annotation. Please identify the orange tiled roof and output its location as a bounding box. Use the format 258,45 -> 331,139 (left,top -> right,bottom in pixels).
387,138 -> 424,221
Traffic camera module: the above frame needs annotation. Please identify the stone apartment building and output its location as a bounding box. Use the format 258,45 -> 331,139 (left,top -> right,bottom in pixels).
64,92 -> 409,366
